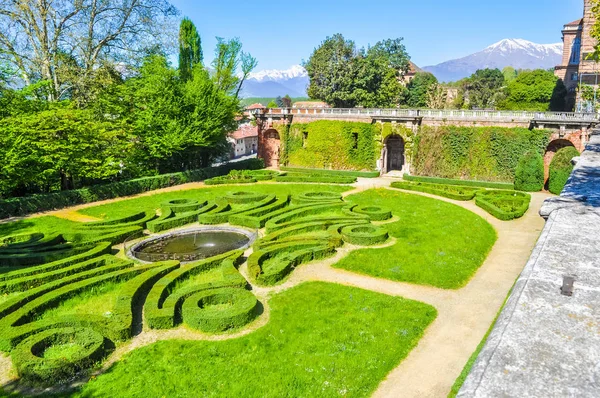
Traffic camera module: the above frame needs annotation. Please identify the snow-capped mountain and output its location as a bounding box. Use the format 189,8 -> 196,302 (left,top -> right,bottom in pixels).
423,39 -> 563,82
240,65 -> 309,98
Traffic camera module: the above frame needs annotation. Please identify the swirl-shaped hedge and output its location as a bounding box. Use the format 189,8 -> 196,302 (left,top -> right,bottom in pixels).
341,225 -> 389,246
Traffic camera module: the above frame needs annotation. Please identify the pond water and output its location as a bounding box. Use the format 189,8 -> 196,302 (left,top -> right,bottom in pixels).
132,230 -> 250,263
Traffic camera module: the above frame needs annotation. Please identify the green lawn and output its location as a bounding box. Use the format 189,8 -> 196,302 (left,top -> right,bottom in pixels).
335,189 -> 497,289
69,282 -> 436,398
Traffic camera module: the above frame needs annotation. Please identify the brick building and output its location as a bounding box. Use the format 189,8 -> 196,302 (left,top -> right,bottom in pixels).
555,0 -> 599,111
229,124 -> 258,159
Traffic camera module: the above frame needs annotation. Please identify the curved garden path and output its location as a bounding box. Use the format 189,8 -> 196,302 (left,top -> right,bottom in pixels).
0,176 -> 551,397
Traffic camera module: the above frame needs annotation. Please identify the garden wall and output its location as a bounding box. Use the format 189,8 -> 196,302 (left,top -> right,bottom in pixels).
412,126 -> 552,182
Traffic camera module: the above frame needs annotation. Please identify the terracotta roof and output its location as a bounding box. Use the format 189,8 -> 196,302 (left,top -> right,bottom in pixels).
565,18 -> 583,27
230,124 -> 258,140
246,103 -> 266,110
293,101 -> 330,108
407,61 -> 423,75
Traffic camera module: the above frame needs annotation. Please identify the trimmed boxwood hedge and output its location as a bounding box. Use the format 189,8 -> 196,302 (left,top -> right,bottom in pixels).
341,225 -> 389,246
228,196 -> 290,229
11,327 -> 108,385
475,190 -> 531,221
0,158 -> 264,219
181,288 -> 258,332
391,181 -> 482,201
204,176 -> 256,185
275,175 -> 356,184
265,202 -> 348,233
403,174 -> 514,190
280,167 -> 379,178
351,206 -> 392,221
548,147 -> 580,195
224,191 -> 268,204
292,191 -> 342,204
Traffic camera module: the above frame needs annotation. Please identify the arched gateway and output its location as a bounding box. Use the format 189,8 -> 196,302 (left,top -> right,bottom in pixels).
382,135 -> 405,174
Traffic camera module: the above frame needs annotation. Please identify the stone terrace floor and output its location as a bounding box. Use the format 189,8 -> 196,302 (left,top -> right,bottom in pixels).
458,131 -> 600,397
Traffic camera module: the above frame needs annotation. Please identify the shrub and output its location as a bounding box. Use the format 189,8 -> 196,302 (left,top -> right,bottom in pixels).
199,195 -> 276,225
341,225 -> 389,246
514,151 -> 544,192
280,167 -> 379,178
403,174 -> 514,190
274,175 -> 356,184
292,191 -> 342,204
181,288 -> 258,332
0,158 -> 264,219
391,181 -> 482,201
228,196 -> 290,229
351,206 -> 392,221
11,327 -> 108,385
475,190 -> 531,221
224,191 -> 268,204
548,147 -> 580,195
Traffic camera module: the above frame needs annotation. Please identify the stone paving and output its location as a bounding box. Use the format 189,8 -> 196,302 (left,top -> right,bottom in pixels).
458,131 -> 600,397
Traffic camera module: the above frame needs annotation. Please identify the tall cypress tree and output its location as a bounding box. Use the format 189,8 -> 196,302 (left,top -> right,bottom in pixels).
179,17 -> 203,82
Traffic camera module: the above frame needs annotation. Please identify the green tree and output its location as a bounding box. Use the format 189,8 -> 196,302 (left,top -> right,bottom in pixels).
282,95 -> 293,108
464,69 -> 506,109
212,37 -> 257,98
514,151 -> 544,192
502,67 -> 518,83
405,72 -> 438,108
179,18 -> 203,82
267,100 -> 278,108
500,69 -> 566,111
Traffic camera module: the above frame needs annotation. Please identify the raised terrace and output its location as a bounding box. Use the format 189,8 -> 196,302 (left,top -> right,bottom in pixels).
458,131 -> 600,397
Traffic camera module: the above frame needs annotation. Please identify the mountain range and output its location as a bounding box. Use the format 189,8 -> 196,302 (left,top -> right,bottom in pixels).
422,39 -> 563,82
240,38 -> 564,98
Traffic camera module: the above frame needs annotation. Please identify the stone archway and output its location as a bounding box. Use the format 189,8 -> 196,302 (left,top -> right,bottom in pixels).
262,129 -> 281,168
382,135 -> 405,173
543,138 -> 576,184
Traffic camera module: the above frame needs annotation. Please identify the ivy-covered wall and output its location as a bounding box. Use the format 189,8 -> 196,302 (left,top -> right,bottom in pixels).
412,126 -> 552,182
378,123 -> 415,162
284,121 -> 379,170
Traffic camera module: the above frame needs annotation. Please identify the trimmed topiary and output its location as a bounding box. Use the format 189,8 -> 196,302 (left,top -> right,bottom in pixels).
341,225 -> 389,246
514,151 -> 544,192
475,190 -> 531,221
403,174 -> 514,190
181,288 -> 258,332
11,327 -> 108,385
548,147 -> 579,195
391,181 -> 482,201
351,206 -> 393,221
292,191 -> 342,204
224,191 -> 268,204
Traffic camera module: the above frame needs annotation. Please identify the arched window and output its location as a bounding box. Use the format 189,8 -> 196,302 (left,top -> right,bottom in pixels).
570,37 -> 581,65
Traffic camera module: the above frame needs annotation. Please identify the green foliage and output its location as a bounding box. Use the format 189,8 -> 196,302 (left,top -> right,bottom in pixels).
475,190 -> 531,220
285,120 -> 378,170
280,167 -> 380,178
391,181 -> 481,201
403,174 -> 514,189
500,69 -> 566,111
274,175 -> 356,184
502,66 -> 518,83
341,225 -> 389,246
351,206 -> 392,221
405,72 -> 438,108
266,100 -> 278,108
514,151 -> 544,192
464,68 -> 506,109
304,34 -> 408,107
412,126 -> 550,182
0,158 -> 264,219
548,146 -> 580,194
179,18 -> 203,83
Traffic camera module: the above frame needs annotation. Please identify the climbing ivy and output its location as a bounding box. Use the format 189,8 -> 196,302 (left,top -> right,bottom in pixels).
284,121 -> 378,170
412,126 -> 551,182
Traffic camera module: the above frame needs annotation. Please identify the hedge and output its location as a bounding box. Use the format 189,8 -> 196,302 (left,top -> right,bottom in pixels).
412,126 -> 550,182
224,191 -> 268,204
514,151 -> 544,192
145,251 -> 242,330
264,202 -> 348,233
0,242 -> 112,283
341,225 -> 389,246
198,195 -> 276,225
160,199 -> 204,213
0,243 -> 95,267
204,176 -> 256,185
248,241 -> 336,285
292,191 -> 342,204
0,234 -> 66,254
181,288 -> 258,332
0,158 -> 264,219
280,167 -> 379,178
11,327 -> 108,385
228,196 -> 290,229
351,206 -> 393,221
475,190 -> 531,221
403,174 -> 515,190
548,147 -> 580,195
274,175 -> 356,184
391,181 -> 482,201
147,201 -> 216,233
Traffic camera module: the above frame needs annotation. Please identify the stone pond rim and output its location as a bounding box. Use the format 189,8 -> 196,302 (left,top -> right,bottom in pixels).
127,227 -> 257,263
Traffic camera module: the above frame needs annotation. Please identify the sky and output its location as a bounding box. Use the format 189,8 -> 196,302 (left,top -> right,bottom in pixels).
169,0 -> 584,71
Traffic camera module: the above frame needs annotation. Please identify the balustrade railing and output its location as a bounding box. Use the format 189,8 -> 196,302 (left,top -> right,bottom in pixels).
256,107 -> 599,122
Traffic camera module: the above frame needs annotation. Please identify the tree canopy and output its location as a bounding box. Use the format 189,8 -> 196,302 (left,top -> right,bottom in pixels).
500,69 -> 567,111
304,34 -> 409,108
